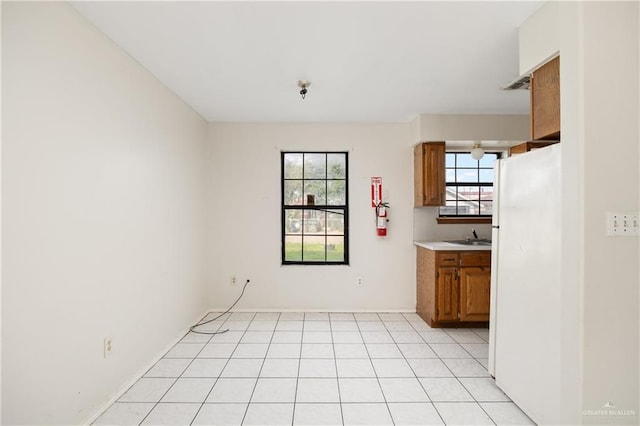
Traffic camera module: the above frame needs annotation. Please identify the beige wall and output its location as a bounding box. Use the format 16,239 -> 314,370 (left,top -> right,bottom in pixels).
417,114 -> 530,142
2,3 -> 209,424
518,0 -> 560,75
518,1 -> 639,424
205,117 -> 528,313
206,122 -> 417,312
581,2 -> 639,423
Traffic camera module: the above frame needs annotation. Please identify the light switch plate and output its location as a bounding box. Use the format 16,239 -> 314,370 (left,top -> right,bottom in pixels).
606,212 -> 639,236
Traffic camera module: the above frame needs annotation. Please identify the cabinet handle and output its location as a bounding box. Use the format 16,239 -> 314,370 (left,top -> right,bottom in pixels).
443,257 -> 455,261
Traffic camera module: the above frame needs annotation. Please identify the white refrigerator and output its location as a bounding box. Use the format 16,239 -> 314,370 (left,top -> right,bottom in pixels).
488,144 -> 562,424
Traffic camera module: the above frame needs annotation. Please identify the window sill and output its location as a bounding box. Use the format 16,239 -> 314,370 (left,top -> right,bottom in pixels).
437,217 -> 492,225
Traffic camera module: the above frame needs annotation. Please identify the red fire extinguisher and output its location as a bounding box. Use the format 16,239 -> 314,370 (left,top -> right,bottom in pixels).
376,202 -> 389,237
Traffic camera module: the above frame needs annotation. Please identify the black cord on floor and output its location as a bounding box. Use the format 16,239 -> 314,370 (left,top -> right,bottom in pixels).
189,279 -> 251,335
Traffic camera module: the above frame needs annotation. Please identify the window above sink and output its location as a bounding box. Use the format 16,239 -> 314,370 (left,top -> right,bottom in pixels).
439,151 -> 499,218
433,140 -> 516,225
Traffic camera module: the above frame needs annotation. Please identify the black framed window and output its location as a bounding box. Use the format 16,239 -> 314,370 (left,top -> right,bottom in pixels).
281,152 -> 349,265
439,152 -> 499,217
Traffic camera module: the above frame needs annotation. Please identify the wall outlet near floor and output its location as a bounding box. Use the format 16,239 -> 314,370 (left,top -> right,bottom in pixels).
356,277 -> 363,287
103,337 -> 113,358
230,275 -> 237,286
607,212 -> 639,236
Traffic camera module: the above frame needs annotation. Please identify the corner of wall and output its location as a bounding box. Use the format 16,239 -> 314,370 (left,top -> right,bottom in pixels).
518,1 -> 560,75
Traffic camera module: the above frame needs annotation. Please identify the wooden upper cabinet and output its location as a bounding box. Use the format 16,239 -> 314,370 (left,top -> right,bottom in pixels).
414,142 -> 445,207
509,141 -> 558,156
531,56 -> 560,140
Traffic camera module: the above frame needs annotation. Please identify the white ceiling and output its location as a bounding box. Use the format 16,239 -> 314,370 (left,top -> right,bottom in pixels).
71,1 -> 544,123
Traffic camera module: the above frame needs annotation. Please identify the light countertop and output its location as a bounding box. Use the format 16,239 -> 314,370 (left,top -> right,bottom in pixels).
414,241 -> 492,251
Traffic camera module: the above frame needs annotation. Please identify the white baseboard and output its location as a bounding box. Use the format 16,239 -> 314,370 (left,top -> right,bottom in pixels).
84,308 -> 210,425
206,307 -> 417,313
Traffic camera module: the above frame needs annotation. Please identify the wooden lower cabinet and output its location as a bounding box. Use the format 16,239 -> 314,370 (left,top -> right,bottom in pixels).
436,267 -> 458,321
416,247 -> 491,327
459,267 -> 491,321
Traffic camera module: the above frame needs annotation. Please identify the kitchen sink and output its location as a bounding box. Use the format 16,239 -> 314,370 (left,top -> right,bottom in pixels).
446,239 -> 492,246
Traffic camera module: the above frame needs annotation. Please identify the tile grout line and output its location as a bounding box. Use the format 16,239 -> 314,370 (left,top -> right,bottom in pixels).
328,313 -> 345,426
402,314 -> 455,425
188,311 -> 248,425
384,314 -> 445,426
291,313 -> 305,426
136,312 -> 224,425
135,311 -> 227,426
357,313 -> 396,425
442,327 -> 490,359
422,324 -> 497,425
181,311 -> 254,425
239,312 -> 280,426
440,327 -> 500,424
412,322 -> 478,423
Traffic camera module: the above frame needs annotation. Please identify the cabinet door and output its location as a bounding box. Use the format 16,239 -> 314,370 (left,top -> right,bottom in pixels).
416,247 -> 429,319
531,56 -> 560,140
436,267 -> 458,321
509,141 -> 558,157
414,142 -> 445,206
459,251 -> 490,267
459,267 -> 491,321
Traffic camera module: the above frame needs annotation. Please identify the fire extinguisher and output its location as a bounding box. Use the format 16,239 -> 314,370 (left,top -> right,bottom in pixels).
376,202 -> 389,237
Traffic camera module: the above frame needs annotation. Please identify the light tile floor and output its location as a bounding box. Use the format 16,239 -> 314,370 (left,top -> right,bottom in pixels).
93,312 -> 534,425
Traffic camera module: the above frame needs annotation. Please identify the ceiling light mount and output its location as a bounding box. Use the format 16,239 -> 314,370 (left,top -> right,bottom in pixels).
471,142 -> 485,160
297,80 -> 311,100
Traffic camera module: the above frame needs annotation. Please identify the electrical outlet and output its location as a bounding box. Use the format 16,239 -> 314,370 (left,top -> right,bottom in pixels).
356,277 -> 363,287
607,212 -> 639,236
230,275 -> 237,286
104,337 -> 113,358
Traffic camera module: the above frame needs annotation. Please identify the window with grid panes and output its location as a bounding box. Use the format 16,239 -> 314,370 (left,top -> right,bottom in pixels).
281,152 -> 348,264
439,152 -> 499,217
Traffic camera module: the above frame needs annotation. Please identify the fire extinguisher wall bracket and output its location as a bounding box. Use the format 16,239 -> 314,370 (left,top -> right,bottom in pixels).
375,201 -> 389,237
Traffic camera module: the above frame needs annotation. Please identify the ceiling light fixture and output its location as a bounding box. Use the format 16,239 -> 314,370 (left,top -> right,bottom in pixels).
297,80 -> 310,99
471,143 -> 485,160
